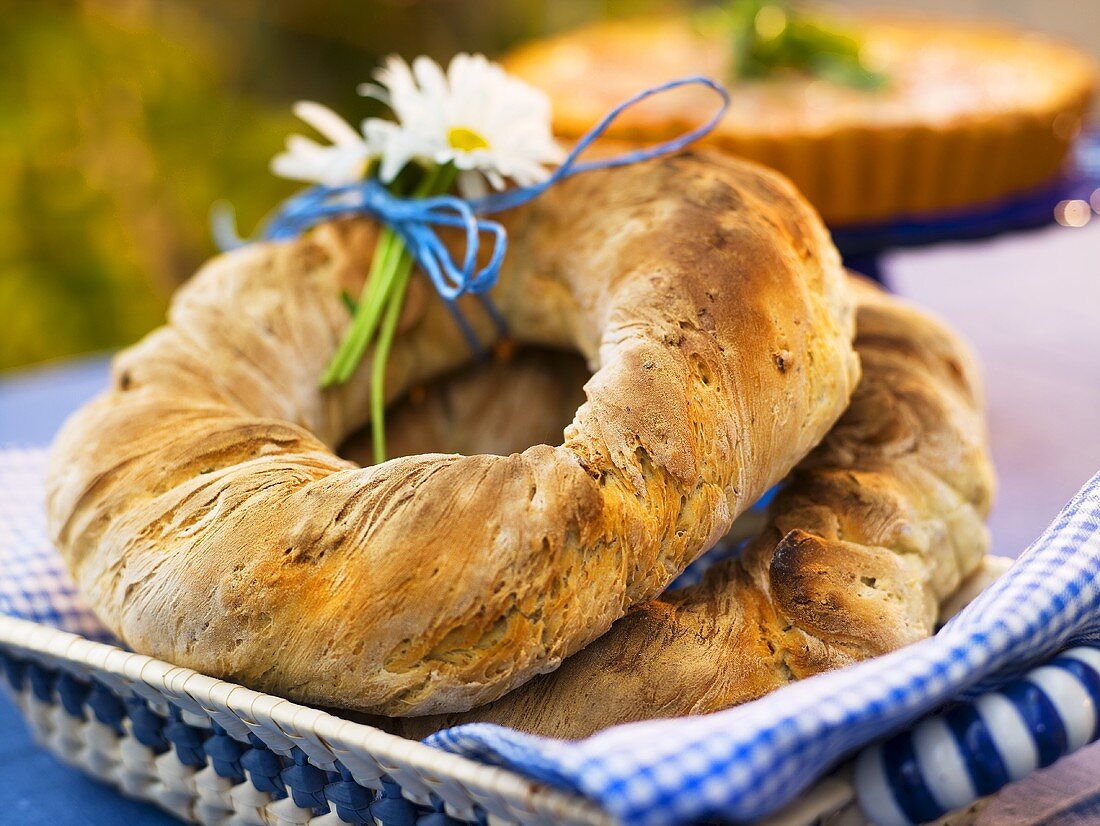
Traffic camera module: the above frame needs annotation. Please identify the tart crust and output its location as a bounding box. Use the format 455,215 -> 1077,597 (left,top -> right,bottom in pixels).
505,15 -> 1097,225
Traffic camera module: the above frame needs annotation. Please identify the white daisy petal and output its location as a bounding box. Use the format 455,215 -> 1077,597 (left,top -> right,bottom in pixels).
363,52 -> 561,196
363,118 -> 399,153
484,168 -> 506,191
412,55 -> 449,104
456,169 -> 490,200
271,153 -> 316,182
285,134 -> 327,162
375,56 -> 425,128
323,145 -> 372,186
356,82 -> 390,104
378,133 -> 418,183
272,101 -> 375,186
292,101 -> 363,147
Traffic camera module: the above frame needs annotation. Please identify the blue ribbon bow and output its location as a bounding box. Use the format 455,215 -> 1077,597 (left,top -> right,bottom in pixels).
219,76 -> 731,308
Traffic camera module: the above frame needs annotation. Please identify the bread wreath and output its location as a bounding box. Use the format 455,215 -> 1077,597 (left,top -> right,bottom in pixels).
45,152 -> 858,715
397,281 -> 993,737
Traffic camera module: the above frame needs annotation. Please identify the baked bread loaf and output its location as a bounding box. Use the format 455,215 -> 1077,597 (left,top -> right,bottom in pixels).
45,152 -> 859,715
394,280 -> 993,738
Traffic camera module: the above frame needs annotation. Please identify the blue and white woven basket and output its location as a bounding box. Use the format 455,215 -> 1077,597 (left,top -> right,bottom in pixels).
0,615 -> 1013,826
5,445 -> 1100,826
0,615 -> 610,825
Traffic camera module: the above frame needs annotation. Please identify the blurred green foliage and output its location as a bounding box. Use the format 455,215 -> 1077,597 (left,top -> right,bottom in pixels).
1,0 -> 676,370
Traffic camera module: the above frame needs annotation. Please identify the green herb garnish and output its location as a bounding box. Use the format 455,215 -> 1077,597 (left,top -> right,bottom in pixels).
717,0 -> 888,90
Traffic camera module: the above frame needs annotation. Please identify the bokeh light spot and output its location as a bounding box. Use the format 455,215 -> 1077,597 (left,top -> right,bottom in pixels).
1054,199 -> 1092,228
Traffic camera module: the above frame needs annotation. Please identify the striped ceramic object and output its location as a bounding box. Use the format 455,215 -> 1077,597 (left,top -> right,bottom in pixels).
856,645 -> 1100,825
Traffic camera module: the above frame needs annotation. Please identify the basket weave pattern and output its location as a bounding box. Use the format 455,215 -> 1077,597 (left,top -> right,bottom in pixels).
0,615 -> 618,826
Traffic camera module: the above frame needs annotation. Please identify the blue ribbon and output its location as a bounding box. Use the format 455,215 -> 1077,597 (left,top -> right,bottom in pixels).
223,76 -> 730,306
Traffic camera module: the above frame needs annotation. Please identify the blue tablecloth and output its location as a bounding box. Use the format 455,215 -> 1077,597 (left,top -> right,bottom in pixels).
0,355 -> 180,825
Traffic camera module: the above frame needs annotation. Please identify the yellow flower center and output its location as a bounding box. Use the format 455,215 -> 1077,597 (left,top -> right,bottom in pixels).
447,126 -> 490,152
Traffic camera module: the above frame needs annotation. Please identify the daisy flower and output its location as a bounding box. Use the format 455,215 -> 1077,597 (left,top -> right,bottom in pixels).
271,101 -> 374,187
361,53 -> 564,198
267,53 -> 566,460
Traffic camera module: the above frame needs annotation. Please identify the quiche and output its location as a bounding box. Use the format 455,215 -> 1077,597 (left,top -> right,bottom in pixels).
505,11 -> 1096,225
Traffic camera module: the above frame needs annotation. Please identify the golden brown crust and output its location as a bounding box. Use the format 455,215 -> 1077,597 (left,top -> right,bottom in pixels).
505,16 -> 1097,225
45,152 -> 858,715
395,281 -> 992,738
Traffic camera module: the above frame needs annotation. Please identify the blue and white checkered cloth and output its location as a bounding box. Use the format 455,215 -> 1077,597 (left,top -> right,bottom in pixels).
4,446 -> 1100,824
0,448 -> 115,642
428,471 -> 1100,824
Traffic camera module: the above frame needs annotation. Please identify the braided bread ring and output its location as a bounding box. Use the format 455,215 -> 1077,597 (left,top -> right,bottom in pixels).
46,153 -> 858,715
397,280 -> 993,736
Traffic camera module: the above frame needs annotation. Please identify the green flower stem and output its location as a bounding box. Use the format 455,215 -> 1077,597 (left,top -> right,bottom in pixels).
320,163 -> 458,465
369,262 -> 412,464
320,224 -> 404,386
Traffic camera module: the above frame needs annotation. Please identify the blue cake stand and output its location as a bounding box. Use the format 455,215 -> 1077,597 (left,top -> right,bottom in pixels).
832,132 -> 1100,285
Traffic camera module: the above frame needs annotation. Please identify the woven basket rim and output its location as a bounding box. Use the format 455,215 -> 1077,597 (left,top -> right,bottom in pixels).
0,613 -> 617,825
